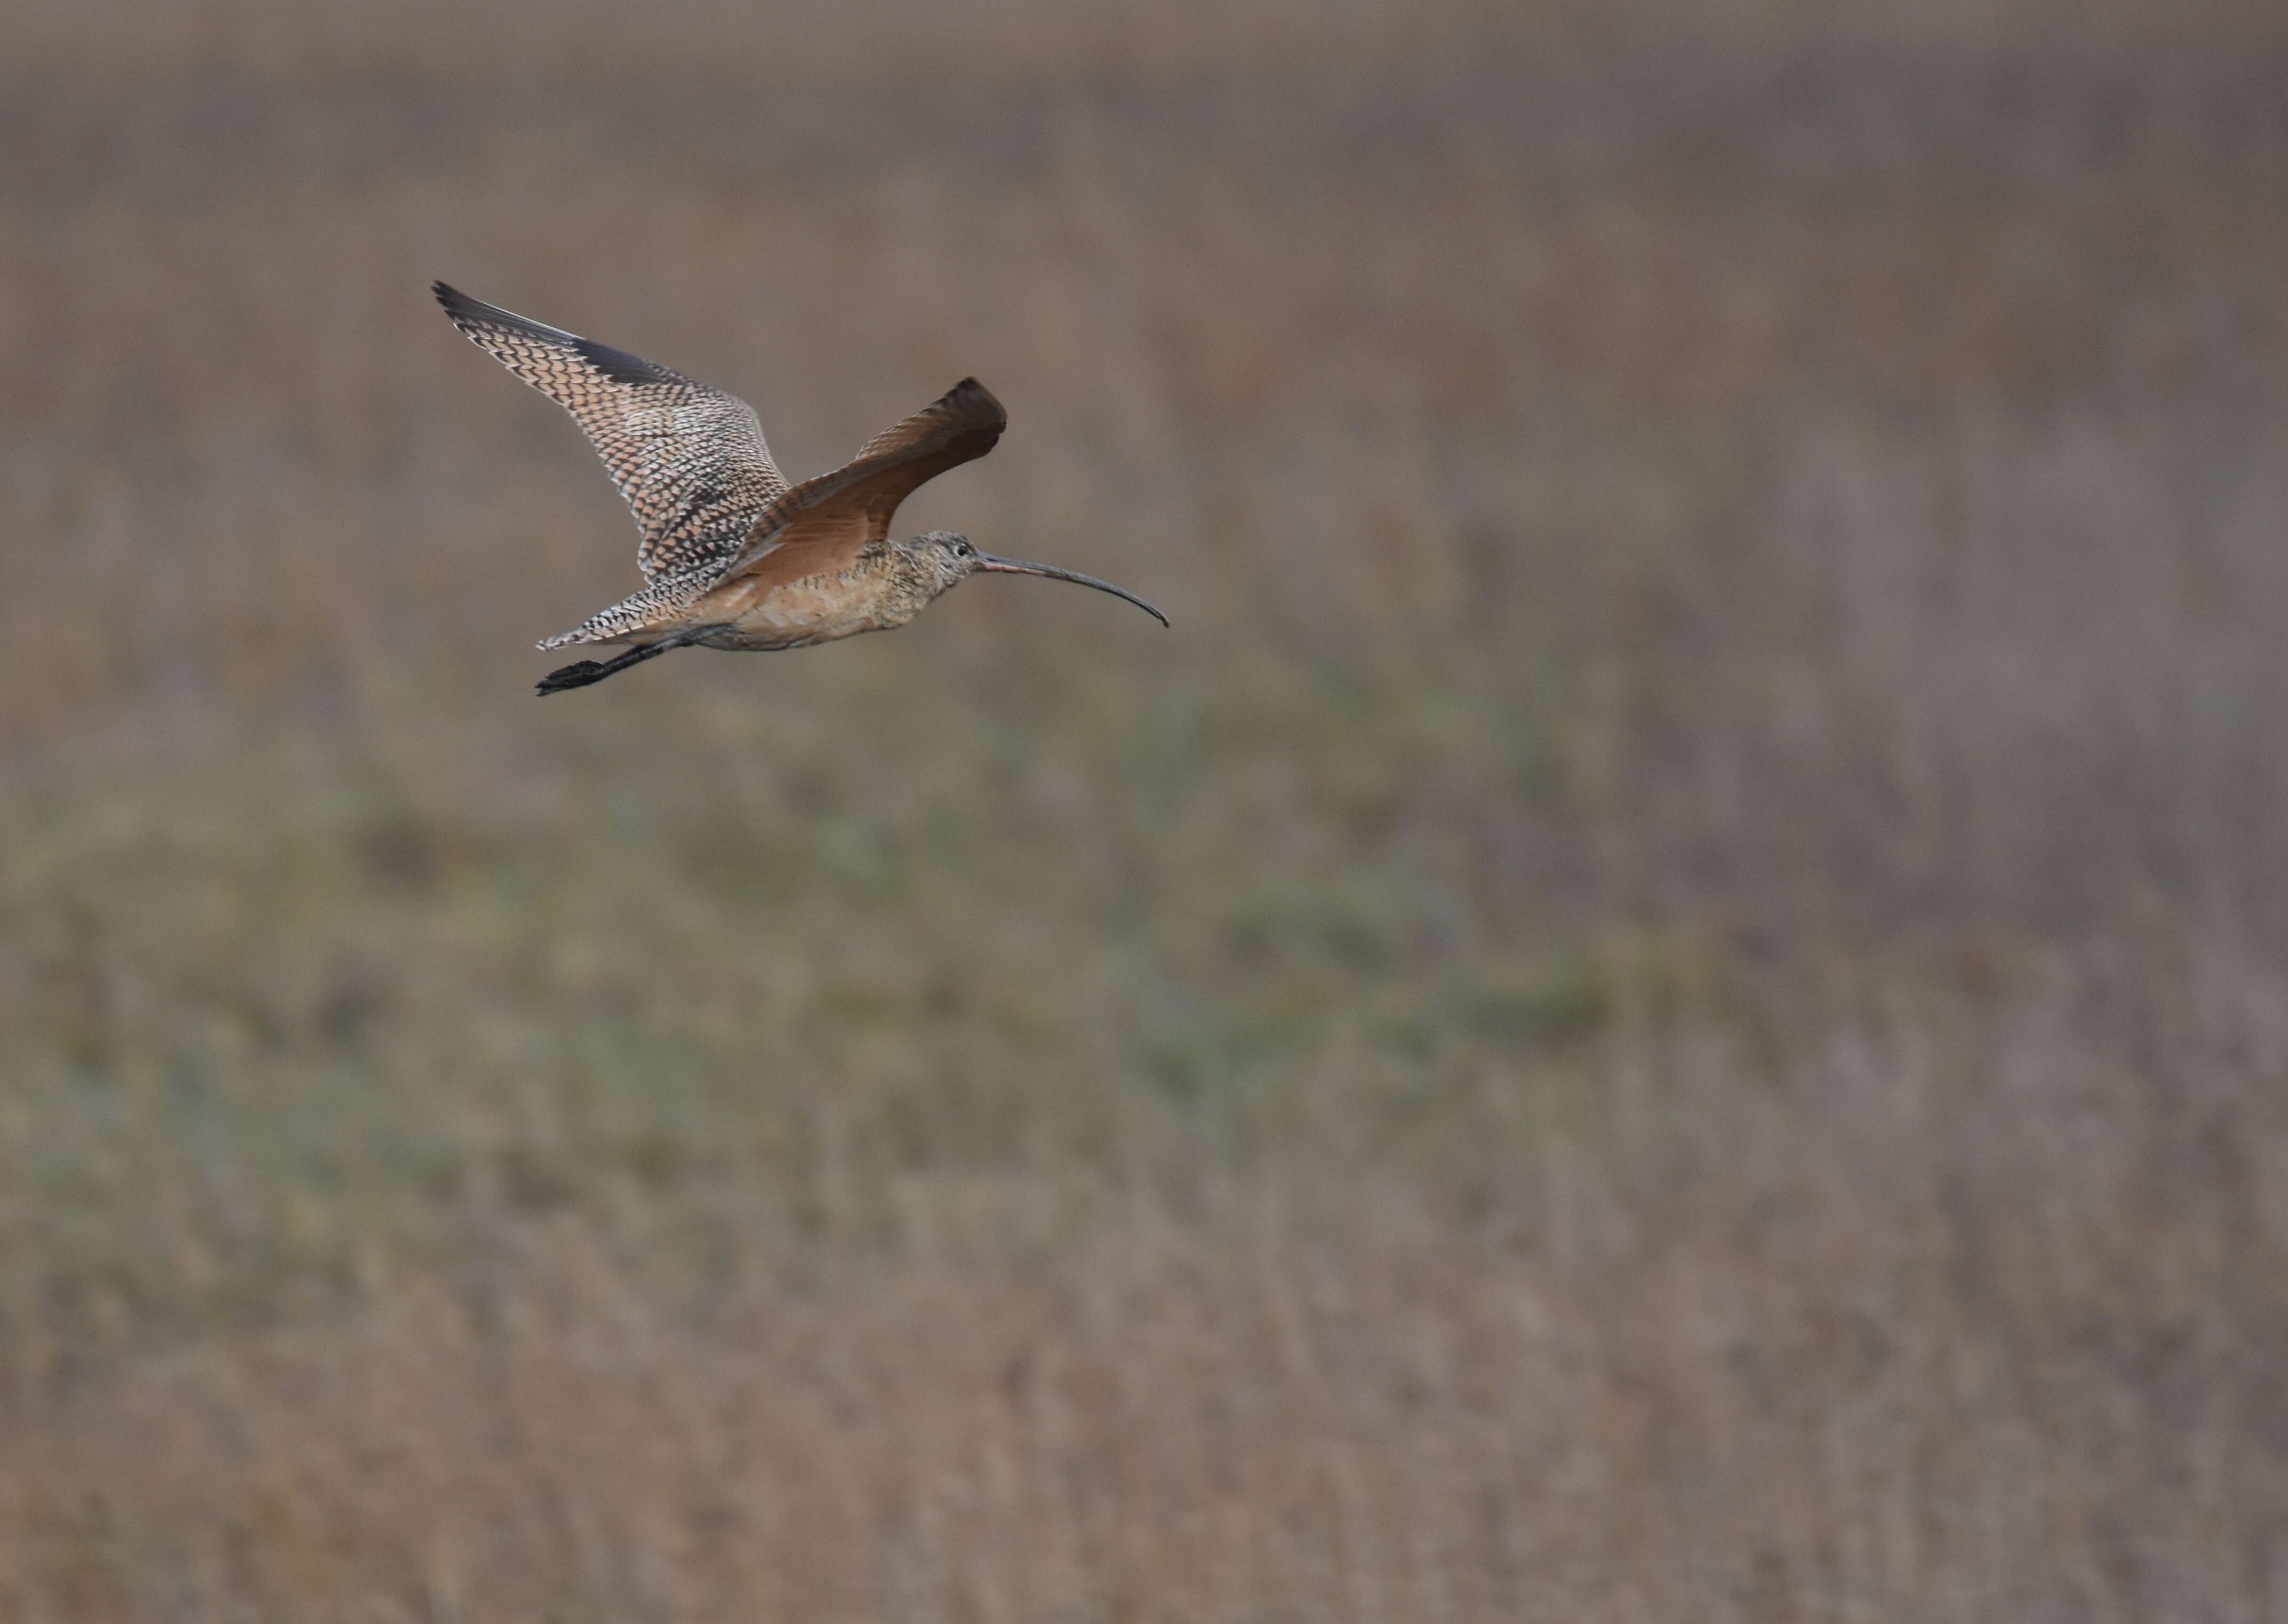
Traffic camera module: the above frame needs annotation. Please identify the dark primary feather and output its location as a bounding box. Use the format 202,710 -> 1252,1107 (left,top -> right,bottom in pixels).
433,282 -> 790,582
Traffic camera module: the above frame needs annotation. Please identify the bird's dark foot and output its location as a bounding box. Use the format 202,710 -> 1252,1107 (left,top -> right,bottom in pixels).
535,632 -> 698,695
537,659 -> 611,695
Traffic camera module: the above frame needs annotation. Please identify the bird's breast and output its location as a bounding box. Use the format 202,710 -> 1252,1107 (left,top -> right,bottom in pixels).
690,569 -> 910,652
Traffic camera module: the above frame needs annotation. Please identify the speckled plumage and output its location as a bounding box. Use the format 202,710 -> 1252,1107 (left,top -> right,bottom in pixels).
435,283 -> 788,584
435,283 -> 1164,693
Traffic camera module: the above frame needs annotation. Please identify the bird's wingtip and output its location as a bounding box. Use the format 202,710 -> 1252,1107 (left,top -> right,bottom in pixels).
943,376 -> 1007,435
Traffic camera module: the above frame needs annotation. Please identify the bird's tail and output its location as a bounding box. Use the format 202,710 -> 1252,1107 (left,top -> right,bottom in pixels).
537,577 -> 701,651
538,622 -> 608,652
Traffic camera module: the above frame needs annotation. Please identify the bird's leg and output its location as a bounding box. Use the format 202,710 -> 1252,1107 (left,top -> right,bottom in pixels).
536,633 -> 699,696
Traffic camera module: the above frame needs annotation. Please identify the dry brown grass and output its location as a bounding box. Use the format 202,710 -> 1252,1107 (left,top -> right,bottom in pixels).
12,1002 -> 2288,1623
4,1 -> 2287,1618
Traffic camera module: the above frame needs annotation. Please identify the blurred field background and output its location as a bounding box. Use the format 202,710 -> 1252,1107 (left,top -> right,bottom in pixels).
6,0 -> 2288,1617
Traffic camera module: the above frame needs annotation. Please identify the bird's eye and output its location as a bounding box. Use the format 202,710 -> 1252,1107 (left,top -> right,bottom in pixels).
956,540 -> 974,556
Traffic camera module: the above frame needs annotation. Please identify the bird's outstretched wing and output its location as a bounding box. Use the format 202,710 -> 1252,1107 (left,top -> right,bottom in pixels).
435,282 -> 790,582
715,377 -> 1005,594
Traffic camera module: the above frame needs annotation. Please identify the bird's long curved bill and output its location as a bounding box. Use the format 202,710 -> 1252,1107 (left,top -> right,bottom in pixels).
975,554 -> 1169,626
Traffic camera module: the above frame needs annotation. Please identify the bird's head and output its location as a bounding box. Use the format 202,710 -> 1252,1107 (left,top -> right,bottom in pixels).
912,530 -> 1169,626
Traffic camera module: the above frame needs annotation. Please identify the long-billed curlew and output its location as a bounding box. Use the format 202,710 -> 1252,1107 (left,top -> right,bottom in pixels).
435,283 -> 1166,695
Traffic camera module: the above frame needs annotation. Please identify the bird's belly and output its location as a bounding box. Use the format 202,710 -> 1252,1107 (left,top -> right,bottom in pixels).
691,577 -> 890,652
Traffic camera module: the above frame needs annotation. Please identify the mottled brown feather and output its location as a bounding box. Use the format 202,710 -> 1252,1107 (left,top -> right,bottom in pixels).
434,282 -> 790,581
719,378 -> 1005,596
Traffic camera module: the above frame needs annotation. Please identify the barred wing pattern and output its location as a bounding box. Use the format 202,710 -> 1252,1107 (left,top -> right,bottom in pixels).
435,283 -> 790,582
720,377 -> 1006,596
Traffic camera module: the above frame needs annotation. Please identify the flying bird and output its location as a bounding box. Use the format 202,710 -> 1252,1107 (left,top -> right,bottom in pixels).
434,283 -> 1166,695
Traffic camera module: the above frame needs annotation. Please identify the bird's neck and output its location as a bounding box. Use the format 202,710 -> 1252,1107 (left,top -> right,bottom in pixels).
887,539 -> 960,597
871,541 -> 953,625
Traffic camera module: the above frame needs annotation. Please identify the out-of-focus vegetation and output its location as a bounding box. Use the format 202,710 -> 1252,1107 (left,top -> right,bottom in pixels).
4,1 -> 2287,1617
